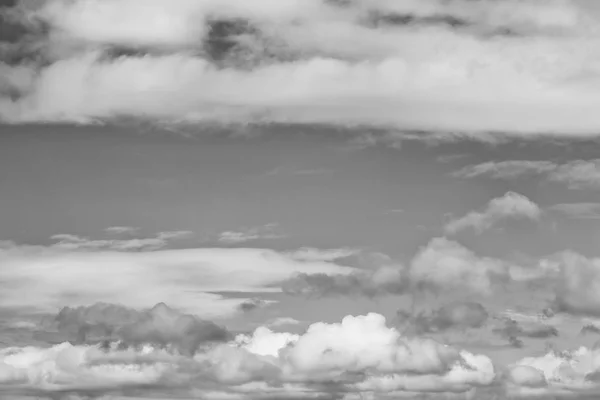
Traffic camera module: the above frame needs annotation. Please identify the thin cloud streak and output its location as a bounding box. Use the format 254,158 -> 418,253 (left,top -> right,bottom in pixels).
453,158 -> 600,188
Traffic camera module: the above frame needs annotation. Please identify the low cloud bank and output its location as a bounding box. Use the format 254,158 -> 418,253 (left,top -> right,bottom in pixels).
0,312 -> 496,399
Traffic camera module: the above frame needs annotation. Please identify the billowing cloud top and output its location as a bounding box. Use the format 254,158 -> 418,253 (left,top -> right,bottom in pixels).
4,0 -> 600,136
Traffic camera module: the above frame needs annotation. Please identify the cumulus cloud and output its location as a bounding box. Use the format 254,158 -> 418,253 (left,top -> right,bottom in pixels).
0,240 -> 353,318
3,0 -> 600,136
282,237 -> 525,299
444,191 -> 541,235
552,251 -> 600,317
0,312 -> 498,398
453,159 -> 600,188
507,346 -> 600,397
409,237 -> 511,295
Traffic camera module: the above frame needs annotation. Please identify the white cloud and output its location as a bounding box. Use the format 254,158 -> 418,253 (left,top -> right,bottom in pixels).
286,247 -> 360,262
217,223 -> 284,244
104,226 -> 139,235
452,160 -> 557,179
453,159 -> 600,188
4,0 -> 600,136
0,242 -> 353,318
444,191 -> 541,234
409,237 -> 512,295
0,312 -> 496,398
552,251 -> 600,317
50,230 -> 193,251
508,346 -> 600,397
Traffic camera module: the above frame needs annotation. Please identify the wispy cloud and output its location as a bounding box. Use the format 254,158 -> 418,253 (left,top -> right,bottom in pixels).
548,202 -> 600,219
50,230 -> 194,251
104,226 -> 139,235
0,240 -> 353,318
3,1 -> 600,137
453,159 -> 600,189
444,191 -> 541,234
217,223 -> 285,244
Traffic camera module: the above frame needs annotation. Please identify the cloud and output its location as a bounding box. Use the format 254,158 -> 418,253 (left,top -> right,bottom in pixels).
452,160 -> 557,180
282,237 -> 525,299
282,265 -> 407,298
552,251 -> 600,317
548,202 -> 600,219
217,223 -> 285,244
49,230 -> 194,251
453,159 -> 600,189
4,0 -> 600,137
104,226 -> 139,235
507,346 -> 600,397
285,247 -> 360,262
398,301 -> 489,335
0,240 -> 353,318
444,191 -> 541,234
409,237 -> 511,295
0,312 -> 497,398
43,302 -> 230,355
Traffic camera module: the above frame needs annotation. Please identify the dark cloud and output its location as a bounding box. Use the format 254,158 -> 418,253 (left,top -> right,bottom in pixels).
398,301 -> 489,334
40,302 -> 230,355
493,318 -> 558,343
281,267 -> 406,298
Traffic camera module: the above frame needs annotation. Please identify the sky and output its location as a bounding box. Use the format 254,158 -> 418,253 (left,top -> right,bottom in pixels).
4,0 -> 600,399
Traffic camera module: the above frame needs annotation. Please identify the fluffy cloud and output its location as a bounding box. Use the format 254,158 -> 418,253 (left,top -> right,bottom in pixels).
444,191 -> 541,234
282,237 -> 524,299
453,159 -> 600,188
552,251 -> 600,317
4,0 -> 600,136
0,240 -> 353,318
507,346 -> 600,397
0,312 -> 496,398
409,237 -> 511,295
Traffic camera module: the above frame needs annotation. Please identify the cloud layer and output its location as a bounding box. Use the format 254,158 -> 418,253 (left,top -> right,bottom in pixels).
0,240 -> 353,318
0,312 -> 497,399
3,0 -> 600,136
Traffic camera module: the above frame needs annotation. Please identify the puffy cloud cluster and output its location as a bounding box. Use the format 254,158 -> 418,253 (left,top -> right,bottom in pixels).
282,237 -> 518,299
444,191 -> 541,235
42,302 -> 231,355
3,0 -> 600,136
506,346 -> 600,397
0,312 -> 496,399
